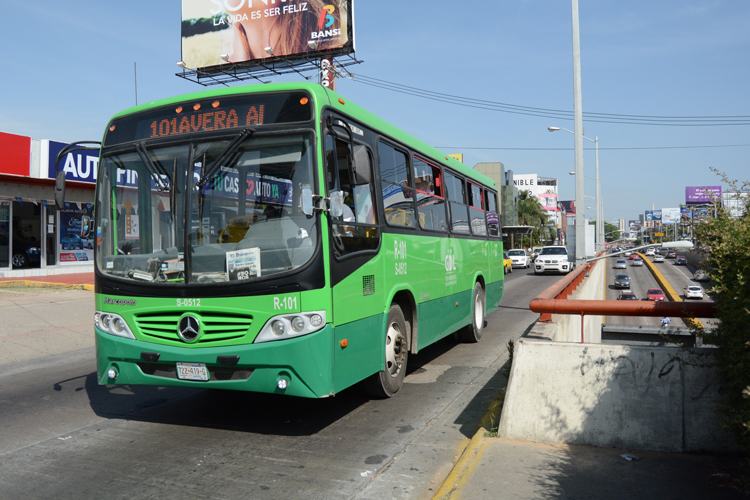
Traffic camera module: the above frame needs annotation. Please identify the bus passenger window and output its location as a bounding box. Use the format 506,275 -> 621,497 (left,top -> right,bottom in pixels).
414,157 -> 447,232
485,191 -> 500,237
468,182 -> 487,236
378,141 -> 413,227
444,171 -> 469,234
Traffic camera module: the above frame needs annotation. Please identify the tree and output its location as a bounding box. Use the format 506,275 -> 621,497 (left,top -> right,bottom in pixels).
518,190 -> 548,246
693,172 -> 750,457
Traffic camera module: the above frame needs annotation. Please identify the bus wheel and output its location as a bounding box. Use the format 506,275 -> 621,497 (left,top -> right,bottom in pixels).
456,282 -> 485,343
364,304 -> 409,398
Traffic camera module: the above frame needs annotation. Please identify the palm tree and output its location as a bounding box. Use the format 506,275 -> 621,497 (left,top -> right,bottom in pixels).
518,190 -> 549,246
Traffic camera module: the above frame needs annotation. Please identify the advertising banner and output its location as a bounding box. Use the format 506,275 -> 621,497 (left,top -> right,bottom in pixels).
43,140 -> 99,184
181,0 -> 354,70
686,186 -> 722,204
644,210 -> 653,222
539,193 -> 559,212
59,203 -> 94,264
662,208 -> 680,224
652,209 -> 662,221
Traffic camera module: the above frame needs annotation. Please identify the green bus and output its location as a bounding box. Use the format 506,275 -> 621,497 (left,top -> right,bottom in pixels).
77,82 -> 504,398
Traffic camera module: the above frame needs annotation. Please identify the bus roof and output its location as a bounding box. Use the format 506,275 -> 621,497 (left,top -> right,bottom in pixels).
108,82 -> 498,191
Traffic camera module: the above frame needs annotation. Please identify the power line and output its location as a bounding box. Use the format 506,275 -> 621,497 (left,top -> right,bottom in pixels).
349,74 -> 750,126
434,144 -> 750,151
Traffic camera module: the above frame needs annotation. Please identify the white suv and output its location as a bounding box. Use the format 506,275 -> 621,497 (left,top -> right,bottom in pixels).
534,246 -> 571,274
507,249 -> 531,269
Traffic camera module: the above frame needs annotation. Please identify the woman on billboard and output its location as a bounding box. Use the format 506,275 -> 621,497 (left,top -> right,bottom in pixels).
228,0 -> 349,63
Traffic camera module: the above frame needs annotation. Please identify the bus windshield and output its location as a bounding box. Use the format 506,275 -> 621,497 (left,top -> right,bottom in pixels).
95,132 -> 317,284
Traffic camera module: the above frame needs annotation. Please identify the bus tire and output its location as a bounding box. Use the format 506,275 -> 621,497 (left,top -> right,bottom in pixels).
456,282 -> 485,343
364,304 -> 409,398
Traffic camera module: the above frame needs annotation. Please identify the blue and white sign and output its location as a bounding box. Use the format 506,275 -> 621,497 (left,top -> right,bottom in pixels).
44,140 -> 99,183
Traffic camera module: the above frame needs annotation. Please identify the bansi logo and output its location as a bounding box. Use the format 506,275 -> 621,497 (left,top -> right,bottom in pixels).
317,5 -> 335,29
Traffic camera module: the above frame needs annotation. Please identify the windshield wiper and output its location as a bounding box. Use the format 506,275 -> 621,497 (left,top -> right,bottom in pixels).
196,128 -> 255,188
135,142 -> 170,192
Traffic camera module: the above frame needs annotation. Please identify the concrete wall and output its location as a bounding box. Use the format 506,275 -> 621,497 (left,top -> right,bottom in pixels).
498,339 -> 736,452
548,259 -> 604,343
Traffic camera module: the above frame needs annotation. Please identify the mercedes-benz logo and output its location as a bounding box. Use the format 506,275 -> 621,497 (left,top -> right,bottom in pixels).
178,315 -> 200,342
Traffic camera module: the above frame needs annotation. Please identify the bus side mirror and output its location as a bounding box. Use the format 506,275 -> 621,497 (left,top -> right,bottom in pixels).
329,190 -> 344,218
55,171 -> 66,210
351,145 -> 371,185
301,188 -> 314,216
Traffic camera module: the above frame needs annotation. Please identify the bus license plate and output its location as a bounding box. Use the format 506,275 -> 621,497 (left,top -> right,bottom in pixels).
176,362 -> 209,381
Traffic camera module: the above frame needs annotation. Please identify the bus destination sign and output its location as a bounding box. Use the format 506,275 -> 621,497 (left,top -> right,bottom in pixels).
104,92 -> 312,146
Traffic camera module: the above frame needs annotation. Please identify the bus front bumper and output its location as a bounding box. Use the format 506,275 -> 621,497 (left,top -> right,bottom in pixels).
95,325 -> 334,399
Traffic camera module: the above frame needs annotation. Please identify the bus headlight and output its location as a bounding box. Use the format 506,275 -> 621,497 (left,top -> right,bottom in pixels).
255,311 -> 327,343
95,311 -> 135,339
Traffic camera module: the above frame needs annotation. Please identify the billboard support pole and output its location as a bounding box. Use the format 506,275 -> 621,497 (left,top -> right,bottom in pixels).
320,57 -> 336,91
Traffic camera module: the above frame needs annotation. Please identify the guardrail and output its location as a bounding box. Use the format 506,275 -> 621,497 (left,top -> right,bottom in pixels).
529,253 -> 717,342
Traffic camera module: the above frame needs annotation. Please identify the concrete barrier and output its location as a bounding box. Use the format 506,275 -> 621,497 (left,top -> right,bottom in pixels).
498,339 -> 736,452
547,259 -> 605,343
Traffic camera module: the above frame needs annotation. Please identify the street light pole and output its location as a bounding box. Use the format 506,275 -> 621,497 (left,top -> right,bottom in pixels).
571,0 -> 585,267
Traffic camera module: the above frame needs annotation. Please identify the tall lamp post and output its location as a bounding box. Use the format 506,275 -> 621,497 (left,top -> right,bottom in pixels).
549,126 -> 602,253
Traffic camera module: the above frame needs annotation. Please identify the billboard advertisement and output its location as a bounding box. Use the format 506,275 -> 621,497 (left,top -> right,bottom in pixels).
686,186 -> 722,204
59,203 -> 94,264
662,208 -> 680,224
42,140 -> 99,184
181,0 -> 354,70
644,210 -> 653,221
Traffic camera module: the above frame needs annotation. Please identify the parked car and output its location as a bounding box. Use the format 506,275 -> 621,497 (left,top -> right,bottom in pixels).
693,269 -> 709,282
11,238 -> 41,268
503,252 -> 513,274
534,246 -> 571,275
675,256 -> 688,265
653,255 -> 665,263
618,291 -> 637,300
507,249 -> 531,269
647,288 -> 667,301
632,257 -> 644,267
615,259 -> 627,269
684,285 -> 704,299
614,273 -> 631,289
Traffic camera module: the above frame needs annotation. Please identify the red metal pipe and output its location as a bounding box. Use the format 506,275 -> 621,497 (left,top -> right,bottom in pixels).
529,298 -> 717,318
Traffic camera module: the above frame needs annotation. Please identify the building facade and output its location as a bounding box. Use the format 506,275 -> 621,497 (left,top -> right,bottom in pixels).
0,131 -> 97,277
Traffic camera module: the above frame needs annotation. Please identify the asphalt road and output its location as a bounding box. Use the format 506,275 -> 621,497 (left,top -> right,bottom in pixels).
0,270 -> 558,500
604,255 -> 666,327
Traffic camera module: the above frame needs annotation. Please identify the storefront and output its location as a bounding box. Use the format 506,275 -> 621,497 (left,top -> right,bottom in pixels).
0,132 -> 97,277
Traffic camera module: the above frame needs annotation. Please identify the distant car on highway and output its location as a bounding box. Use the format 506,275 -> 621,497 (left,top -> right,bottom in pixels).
666,250 -> 676,259
614,273 -> 631,289
653,255 -> 665,263
615,259 -> 627,269
618,291 -> 637,300
629,253 -> 639,260
624,251 -> 632,257
684,285 -> 704,300
647,288 -> 667,301
693,269 -> 709,281
645,249 -> 655,256
675,256 -> 688,265
632,257 -> 644,267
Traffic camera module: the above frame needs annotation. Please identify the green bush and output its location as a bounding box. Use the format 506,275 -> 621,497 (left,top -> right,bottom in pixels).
694,171 -> 750,454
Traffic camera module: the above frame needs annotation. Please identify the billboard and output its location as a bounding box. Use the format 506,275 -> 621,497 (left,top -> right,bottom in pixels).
662,208 -> 680,224
42,140 -> 99,184
559,200 -> 575,215
686,186 -> 722,204
181,0 -> 354,70
644,210 -> 653,222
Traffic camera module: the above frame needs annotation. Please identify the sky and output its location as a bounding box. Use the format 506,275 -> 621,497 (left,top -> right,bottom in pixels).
1,0 -> 749,225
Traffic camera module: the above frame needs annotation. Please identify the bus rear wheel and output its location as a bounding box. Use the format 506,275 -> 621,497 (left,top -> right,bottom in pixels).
455,282 -> 485,343
364,304 -> 409,398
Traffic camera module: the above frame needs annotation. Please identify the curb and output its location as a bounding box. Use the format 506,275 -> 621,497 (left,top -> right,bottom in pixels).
638,253 -> 704,330
0,280 -> 94,291
432,427 -> 488,500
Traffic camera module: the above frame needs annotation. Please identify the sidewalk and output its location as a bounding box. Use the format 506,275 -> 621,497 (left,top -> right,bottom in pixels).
0,272 -> 94,290
434,429 -> 746,499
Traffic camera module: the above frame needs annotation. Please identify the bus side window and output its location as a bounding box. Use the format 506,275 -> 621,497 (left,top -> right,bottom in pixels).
444,171 -> 469,234
378,141 -> 414,227
468,182 -> 487,236
485,191 -> 500,237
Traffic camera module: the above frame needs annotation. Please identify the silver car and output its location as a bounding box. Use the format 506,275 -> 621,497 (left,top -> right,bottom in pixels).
632,257 -> 644,267
615,259 -> 627,269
